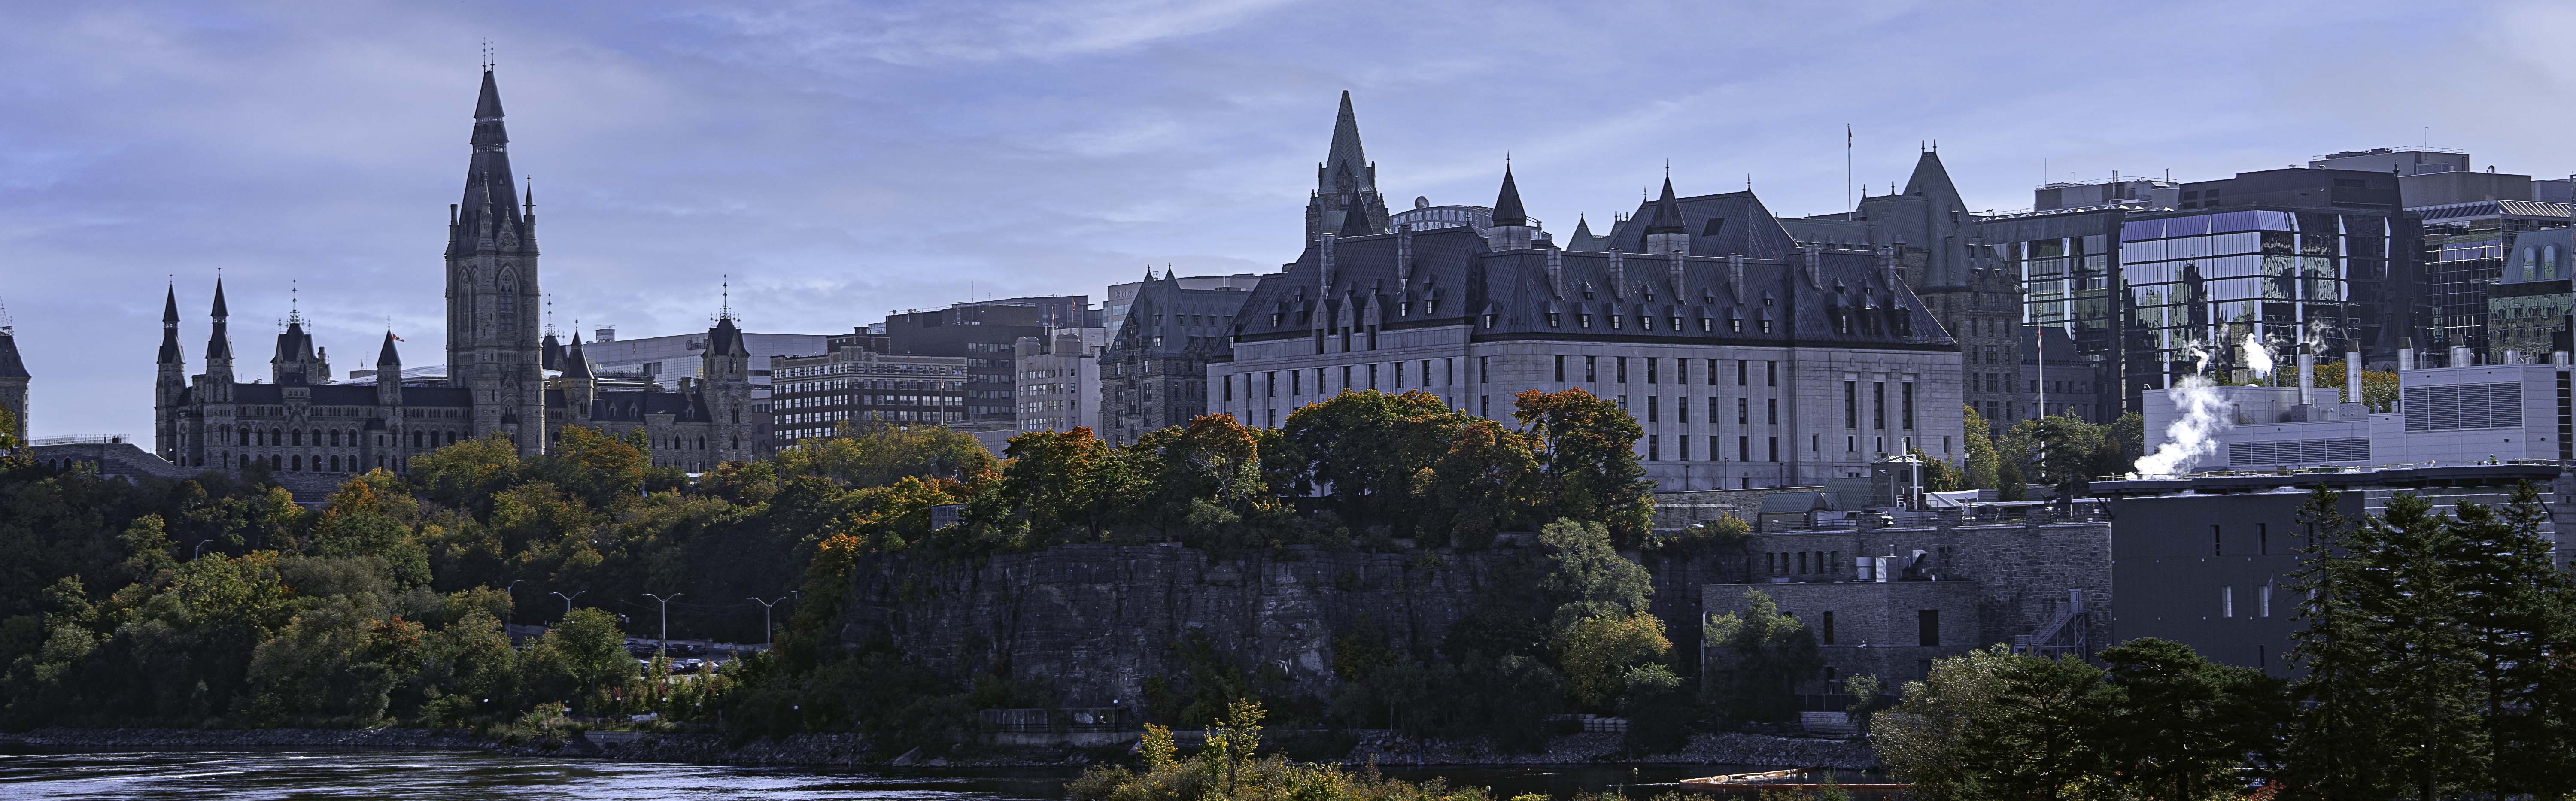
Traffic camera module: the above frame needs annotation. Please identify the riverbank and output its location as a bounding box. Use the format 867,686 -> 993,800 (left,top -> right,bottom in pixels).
0,727 -> 1876,771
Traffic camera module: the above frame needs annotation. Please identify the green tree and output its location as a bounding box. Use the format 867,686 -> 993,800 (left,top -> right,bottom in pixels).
2003,414 -> 2105,497
1960,405 -> 1999,491
1557,612 -> 1668,710
1537,519 -> 1651,634
2097,637 -> 2284,801
2285,490 -> 2481,801
1513,390 -> 1653,540
539,607 -> 633,712
1701,590 -> 1822,722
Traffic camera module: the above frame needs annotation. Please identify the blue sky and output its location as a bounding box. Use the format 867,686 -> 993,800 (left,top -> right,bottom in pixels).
5,0 -> 2572,438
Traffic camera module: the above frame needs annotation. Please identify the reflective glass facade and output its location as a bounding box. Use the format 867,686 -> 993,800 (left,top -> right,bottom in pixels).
2119,209 -> 2390,383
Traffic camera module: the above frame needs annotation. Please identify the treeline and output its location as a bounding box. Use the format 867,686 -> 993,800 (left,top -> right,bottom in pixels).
2,390 -> 1741,750
1875,483 -> 2576,801
1923,407 -> 2143,499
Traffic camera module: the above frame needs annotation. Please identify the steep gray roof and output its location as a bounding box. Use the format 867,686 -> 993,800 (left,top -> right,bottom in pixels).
0,331 -> 27,379
1491,166 -> 1527,227
1600,190 -> 1800,260
1321,91 -> 1369,196
1563,216 -> 1600,252
376,331 -> 401,366
453,69 -> 523,251
1228,221 -> 1953,353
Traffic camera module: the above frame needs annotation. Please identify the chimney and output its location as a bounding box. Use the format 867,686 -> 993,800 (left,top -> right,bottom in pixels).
1728,253 -> 1745,299
2451,346 -> 2474,367
1546,248 -> 1565,298
1877,243 -> 1899,283
1804,243 -> 1823,286
1394,224 -> 1413,285
2503,349 -> 2524,365
2399,346 -> 2416,371
1318,233 -> 1337,291
2345,350 -> 2363,405
2296,343 -> 2315,406
1608,249 -> 1626,298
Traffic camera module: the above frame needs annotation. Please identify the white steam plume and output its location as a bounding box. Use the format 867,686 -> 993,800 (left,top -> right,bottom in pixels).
2133,376 -> 2230,477
2242,333 -> 2275,379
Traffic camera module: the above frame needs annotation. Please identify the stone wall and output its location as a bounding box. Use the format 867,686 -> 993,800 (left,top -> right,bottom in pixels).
1650,486 -> 1811,531
835,542 -> 1533,707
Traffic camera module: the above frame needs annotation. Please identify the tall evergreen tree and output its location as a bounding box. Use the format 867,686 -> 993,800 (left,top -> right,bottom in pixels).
2448,482 -> 2576,797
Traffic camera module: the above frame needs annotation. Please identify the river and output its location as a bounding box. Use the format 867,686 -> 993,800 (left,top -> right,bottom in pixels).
0,751 -> 1801,800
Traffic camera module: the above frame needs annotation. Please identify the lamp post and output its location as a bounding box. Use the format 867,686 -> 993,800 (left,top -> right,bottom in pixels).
194,540 -> 213,559
641,592 -> 684,652
748,596 -> 789,646
548,590 -> 586,621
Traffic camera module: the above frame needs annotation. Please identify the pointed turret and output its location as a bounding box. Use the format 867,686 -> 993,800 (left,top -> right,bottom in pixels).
1644,176 -> 1689,256
377,329 -> 402,367
1485,165 -> 1535,250
1901,149 -> 1965,208
158,285 -> 183,365
560,330 -> 593,379
204,277 -> 234,376
0,321 -> 26,380
1306,91 -> 1388,245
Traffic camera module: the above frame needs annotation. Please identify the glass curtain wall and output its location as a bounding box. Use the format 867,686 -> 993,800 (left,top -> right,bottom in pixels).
2119,209 -> 2382,385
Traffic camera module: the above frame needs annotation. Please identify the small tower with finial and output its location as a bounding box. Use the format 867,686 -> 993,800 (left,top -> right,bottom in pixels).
0,297 -> 29,443
155,281 -> 187,460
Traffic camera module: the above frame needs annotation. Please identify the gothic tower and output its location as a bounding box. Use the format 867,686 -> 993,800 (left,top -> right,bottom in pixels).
203,278 -> 234,404
444,67 -> 545,455
700,310 -> 755,457
0,306 -> 27,444
1303,91 -> 1388,246
155,285 -> 185,460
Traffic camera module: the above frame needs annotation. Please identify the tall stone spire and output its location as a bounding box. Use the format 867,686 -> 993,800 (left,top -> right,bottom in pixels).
205,277 -> 233,371
1306,91 -> 1388,245
1491,164 -> 1527,227
158,284 -> 183,365
444,66 -> 545,455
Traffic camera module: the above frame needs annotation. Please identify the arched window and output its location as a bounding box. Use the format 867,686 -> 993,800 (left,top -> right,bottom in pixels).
270,428 -> 282,446
328,430 -> 340,446
412,430 -> 423,448
2547,246 -> 2561,279
498,267 -> 519,334
329,455 -> 340,472
291,455 -> 302,471
697,435 -> 706,450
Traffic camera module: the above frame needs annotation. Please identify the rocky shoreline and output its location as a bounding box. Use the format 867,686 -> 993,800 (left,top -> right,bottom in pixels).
2,726 -> 1877,771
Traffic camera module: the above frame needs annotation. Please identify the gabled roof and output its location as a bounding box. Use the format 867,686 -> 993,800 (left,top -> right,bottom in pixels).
1337,194 -> 1380,237
1564,216 -> 1600,252
1602,190 -> 1799,260
560,331 -> 595,378
1644,177 -> 1687,235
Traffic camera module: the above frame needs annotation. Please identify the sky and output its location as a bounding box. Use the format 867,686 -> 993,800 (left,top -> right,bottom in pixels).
5,0 -> 2575,439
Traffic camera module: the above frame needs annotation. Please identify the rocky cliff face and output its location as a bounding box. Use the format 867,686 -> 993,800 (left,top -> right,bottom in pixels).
835,543 -> 1525,707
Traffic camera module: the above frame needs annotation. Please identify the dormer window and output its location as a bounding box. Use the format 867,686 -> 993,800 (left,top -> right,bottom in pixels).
1427,299 -> 1437,315
1609,314 -> 1622,330
1578,313 -> 1592,328
1270,313 -> 1283,326
1547,312 -> 1561,327
1639,315 -> 1652,331
1583,287 -> 1595,300
1483,313 -> 1497,328
1671,316 -> 1684,331
1400,301 -> 1412,316
1699,317 -> 1713,333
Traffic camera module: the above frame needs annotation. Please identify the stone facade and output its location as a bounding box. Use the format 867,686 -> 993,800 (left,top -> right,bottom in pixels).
148,68 -> 761,480
1703,513 -> 2113,691
1103,273 -> 1252,443
0,323 -> 25,442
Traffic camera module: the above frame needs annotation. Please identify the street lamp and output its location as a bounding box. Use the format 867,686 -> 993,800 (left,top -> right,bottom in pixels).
194,540 -> 213,559
748,596 -> 789,646
641,592 -> 684,651
548,590 -> 586,620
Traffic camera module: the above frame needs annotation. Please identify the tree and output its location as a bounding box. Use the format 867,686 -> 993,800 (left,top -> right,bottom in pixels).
1557,612 -> 1669,711
2097,638 -> 2284,801
2002,414 -> 2104,497
2310,358 -> 2399,412
1513,390 -> 1653,540
1537,519 -> 1651,634
2439,483 -> 2576,798
1701,590 -> 1822,722
540,607 -> 634,712
1960,405 -> 1999,491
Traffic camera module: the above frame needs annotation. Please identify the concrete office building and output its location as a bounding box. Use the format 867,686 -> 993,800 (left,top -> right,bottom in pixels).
767,347 -> 970,446
2141,347 -> 2574,473
1015,329 -> 1103,436
883,304 -> 1049,425
2090,464 -> 2573,677
572,326 -> 825,391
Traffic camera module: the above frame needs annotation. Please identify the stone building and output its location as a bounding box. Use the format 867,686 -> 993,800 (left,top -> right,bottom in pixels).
1210,164 -> 1966,490
0,315 -> 26,442
1785,151 -> 2023,431
149,67 -> 762,478
1703,507 -> 2112,691
1102,271 -> 1254,443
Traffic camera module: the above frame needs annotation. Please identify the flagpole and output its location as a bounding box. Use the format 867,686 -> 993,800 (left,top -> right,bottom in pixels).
1845,124 -> 1853,215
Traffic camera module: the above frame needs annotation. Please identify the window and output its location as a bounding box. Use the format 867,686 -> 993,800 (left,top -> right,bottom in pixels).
1873,381 -> 1886,429
1844,381 -> 1857,428
1918,609 -> 1940,646
1708,397 -> 1719,426
1617,357 -> 1629,383
1768,398 -> 1777,425
1766,361 -> 1777,386
1392,361 -> 1403,388
1586,356 -> 1598,382
1678,397 -> 1689,424
1768,436 -> 1779,462
2213,525 -> 2224,556
1679,434 -> 1690,460
1738,435 -> 1749,461
1902,382 -> 1916,429
2222,586 -> 2235,619
1738,397 -> 1748,425
1648,434 -> 1659,461
1292,370 -> 1302,395
1707,358 -> 1719,386
1555,355 -> 1566,382
1822,611 -> 1835,645
1737,360 -> 1749,386
1646,396 -> 1658,423
2259,523 -> 2269,555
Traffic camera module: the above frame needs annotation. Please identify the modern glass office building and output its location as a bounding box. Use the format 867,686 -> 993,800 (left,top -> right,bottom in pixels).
2118,208 -> 2399,384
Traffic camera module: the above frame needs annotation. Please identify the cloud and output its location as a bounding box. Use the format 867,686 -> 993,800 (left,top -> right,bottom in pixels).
0,0 -> 2563,439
